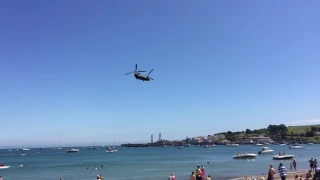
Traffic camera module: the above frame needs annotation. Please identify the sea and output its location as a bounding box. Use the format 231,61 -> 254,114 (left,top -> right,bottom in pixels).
0,144 -> 319,180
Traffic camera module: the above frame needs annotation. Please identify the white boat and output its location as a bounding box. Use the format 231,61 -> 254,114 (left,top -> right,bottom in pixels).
280,144 -> 287,146
273,154 -> 294,160
105,147 -> 117,153
255,143 -> 263,146
66,148 -> 80,153
226,143 -> 239,147
289,144 -> 305,149
290,133 -> 305,149
258,147 -> 274,154
308,143 -> 313,145
211,144 -> 216,147
0,164 -> 10,169
184,144 -> 191,147
177,146 -> 183,149
90,138 -> 98,150
19,147 -> 31,151
203,145 -> 211,149
233,153 -> 257,159
105,149 -> 117,153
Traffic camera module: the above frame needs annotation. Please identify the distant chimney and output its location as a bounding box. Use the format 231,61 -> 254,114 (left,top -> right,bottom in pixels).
159,133 -> 161,141
151,134 -> 153,143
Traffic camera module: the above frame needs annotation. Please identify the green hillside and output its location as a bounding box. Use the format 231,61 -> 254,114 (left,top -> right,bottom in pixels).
287,124 -> 320,133
219,124 -> 320,143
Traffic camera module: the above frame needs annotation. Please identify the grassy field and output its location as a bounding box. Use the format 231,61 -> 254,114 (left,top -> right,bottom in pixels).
228,124 -> 320,142
221,124 -> 320,142
287,124 -> 320,133
285,124 -> 320,142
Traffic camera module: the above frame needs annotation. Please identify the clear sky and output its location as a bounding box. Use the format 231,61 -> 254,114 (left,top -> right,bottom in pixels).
1,1 -> 320,148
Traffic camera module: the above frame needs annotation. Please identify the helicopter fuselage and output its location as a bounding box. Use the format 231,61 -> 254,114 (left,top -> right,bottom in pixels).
134,72 -> 151,81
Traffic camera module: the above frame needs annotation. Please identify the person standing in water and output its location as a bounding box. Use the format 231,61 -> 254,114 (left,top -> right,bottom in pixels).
201,167 -> 206,180
206,175 -> 211,180
195,165 -> 202,180
292,159 -> 297,171
168,173 -> 176,180
189,172 -> 196,180
267,164 -> 276,180
309,158 -> 314,172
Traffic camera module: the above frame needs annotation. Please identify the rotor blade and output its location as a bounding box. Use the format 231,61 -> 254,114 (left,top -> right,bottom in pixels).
125,72 -> 133,75
135,64 -> 137,71
138,71 -> 146,72
149,77 -> 154,80
147,69 -> 153,76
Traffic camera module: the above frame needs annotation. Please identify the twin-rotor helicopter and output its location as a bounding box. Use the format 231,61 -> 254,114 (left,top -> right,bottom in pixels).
125,64 -> 154,82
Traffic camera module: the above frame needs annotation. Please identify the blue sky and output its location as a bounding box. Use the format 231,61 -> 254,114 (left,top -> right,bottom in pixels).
1,1 -> 320,148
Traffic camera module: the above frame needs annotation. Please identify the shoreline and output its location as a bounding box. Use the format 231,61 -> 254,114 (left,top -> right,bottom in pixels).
233,169 -> 313,180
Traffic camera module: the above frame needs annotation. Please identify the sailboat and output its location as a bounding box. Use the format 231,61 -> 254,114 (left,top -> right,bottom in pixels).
105,138 -> 117,153
289,131 -> 305,149
19,143 -> 31,151
57,140 -> 63,150
90,138 -> 98,150
112,138 -> 116,149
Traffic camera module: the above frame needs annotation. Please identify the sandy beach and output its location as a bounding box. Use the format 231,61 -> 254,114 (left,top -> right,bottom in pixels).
236,170 -> 314,180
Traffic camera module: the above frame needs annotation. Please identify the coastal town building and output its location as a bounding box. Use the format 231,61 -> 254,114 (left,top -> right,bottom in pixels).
242,136 -> 273,144
187,134 -> 225,144
207,134 -> 225,142
189,136 -> 204,144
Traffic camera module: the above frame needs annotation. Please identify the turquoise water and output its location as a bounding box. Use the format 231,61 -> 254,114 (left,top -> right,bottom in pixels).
0,145 -> 319,180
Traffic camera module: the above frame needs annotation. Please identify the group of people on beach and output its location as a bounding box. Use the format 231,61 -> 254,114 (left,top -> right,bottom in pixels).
168,165 -> 211,180
192,165 -> 211,180
309,158 -> 318,172
265,158 -> 320,180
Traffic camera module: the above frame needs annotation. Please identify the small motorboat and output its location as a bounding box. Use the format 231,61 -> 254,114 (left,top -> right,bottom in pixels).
273,154 -> 294,160
184,144 -> 191,147
226,143 -> 239,147
0,164 -> 10,169
66,148 -> 80,153
211,144 -> 216,147
280,144 -> 287,146
177,146 -> 183,149
105,147 -> 118,153
258,147 -> 274,154
90,146 -> 98,150
233,153 -> 257,159
289,144 -> 305,149
105,149 -> 118,153
203,145 -> 211,149
255,143 -> 263,146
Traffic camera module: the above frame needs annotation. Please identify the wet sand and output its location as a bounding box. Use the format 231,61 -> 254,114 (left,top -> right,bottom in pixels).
235,170 -> 314,180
